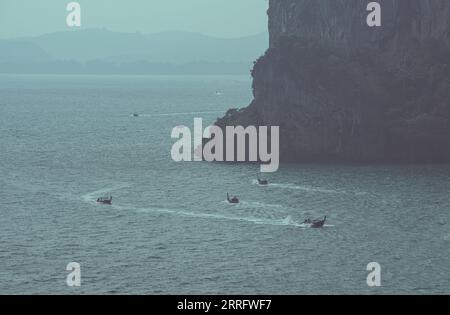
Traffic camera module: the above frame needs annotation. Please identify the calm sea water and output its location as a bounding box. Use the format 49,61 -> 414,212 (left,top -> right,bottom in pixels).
0,74 -> 449,294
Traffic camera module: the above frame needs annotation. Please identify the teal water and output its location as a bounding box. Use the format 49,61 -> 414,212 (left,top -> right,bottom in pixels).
0,74 -> 449,294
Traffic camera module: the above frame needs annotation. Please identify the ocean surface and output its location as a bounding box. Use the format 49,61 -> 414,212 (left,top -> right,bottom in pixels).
0,74 -> 449,294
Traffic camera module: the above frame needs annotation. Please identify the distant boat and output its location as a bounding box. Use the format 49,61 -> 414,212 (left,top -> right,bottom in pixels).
227,193 -> 239,204
133,113 -> 139,117
257,175 -> 268,185
97,196 -> 112,205
305,216 -> 327,228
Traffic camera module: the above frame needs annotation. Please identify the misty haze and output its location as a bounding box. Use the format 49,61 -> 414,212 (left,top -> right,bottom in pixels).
0,0 -> 449,297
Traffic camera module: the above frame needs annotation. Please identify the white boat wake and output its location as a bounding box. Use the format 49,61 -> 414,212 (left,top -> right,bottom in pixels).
115,204 -> 334,229
134,206 -> 308,228
131,111 -> 223,118
253,180 -> 344,194
81,184 -> 130,204
221,199 -> 286,209
81,186 -> 334,229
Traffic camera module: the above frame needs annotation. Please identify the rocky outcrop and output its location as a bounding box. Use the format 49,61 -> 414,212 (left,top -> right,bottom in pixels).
216,0 -> 450,163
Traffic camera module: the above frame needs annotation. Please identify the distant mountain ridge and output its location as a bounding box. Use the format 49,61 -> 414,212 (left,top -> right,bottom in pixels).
0,39 -> 53,63
0,29 -> 268,75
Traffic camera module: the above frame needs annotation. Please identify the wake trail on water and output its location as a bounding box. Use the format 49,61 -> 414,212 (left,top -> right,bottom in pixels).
252,180 -> 344,194
131,206 -> 335,228
81,187 -> 334,228
221,199 -> 286,209
132,111 -> 223,118
132,206 -> 307,228
116,203 -> 332,228
81,184 -> 130,204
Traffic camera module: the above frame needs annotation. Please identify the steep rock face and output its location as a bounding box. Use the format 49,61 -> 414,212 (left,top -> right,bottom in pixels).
216,0 -> 450,163
269,0 -> 450,48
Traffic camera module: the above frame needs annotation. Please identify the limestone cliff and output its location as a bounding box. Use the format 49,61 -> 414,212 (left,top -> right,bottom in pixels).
216,0 -> 450,163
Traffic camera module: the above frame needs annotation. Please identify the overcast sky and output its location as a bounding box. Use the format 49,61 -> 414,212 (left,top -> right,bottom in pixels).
0,0 -> 269,38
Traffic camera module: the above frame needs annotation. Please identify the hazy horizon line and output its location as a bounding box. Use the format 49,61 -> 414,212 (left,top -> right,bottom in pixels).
0,27 -> 269,41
